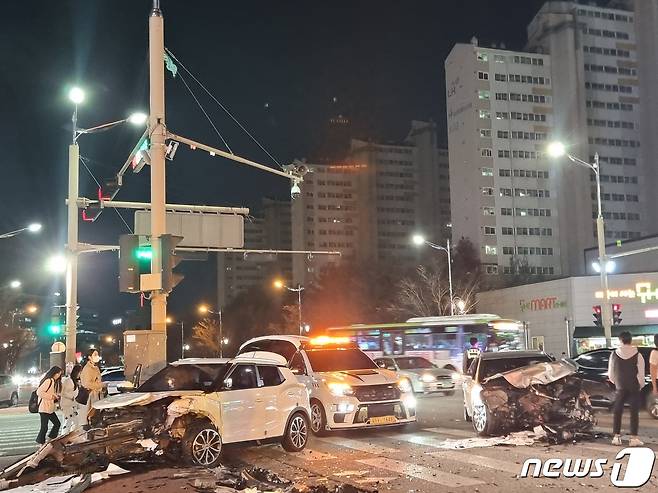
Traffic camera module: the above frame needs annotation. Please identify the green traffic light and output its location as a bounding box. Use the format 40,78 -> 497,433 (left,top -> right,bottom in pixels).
48,324 -> 62,335
136,247 -> 153,261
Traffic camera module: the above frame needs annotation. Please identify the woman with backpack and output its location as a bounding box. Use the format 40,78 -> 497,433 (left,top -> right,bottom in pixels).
35,366 -> 63,444
60,364 -> 82,434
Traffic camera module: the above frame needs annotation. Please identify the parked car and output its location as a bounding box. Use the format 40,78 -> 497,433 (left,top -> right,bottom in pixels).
0,375 -> 19,407
87,351 -> 311,467
463,351 -> 556,435
239,335 -> 417,435
101,367 -> 129,396
572,347 -> 658,419
374,356 -> 457,395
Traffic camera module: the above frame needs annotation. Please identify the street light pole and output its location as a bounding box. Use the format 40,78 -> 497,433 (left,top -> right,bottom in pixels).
413,236 -> 454,316
274,281 -> 305,335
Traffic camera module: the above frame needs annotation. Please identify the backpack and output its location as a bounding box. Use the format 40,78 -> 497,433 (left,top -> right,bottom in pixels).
28,379 -> 52,414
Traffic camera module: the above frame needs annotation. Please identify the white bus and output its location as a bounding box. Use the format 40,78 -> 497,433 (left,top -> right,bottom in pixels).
327,314 -> 525,371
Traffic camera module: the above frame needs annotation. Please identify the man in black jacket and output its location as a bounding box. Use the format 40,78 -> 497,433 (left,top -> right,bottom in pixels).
608,331 -> 645,446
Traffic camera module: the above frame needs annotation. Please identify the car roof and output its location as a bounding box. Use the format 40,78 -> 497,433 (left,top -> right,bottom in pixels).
232,351 -> 288,366
240,335 -> 309,350
171,358 -> 231,366
478,350 -> 550,361
576,347 -> 655,357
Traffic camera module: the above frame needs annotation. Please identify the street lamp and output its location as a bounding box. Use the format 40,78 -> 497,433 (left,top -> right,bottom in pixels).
0,222 -> 43,239
46,255 -> 67,274
273,279 -> 305,335
68,87 -> 85,105
548,141 -> 613,346
412,234 -> 455,316
9,280 -> 21,289
197,304 -> 224,357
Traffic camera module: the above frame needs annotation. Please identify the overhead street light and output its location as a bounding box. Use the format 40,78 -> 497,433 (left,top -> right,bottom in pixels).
0,222 -> 43,239
68,87 -> 85,105
9,280 -> 21,289
592,261 -> 616,274
548,141 -> 613,346
412,234 -> 455,316
27,223 -> 42,233
273,279 -> 306,335
46,255 -> 67,274
197,304 -> 225,357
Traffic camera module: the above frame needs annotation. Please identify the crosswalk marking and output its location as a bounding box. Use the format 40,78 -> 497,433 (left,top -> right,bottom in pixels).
357,457 -> 484,487
428,450 -> 523,474
316,436 -> 399,455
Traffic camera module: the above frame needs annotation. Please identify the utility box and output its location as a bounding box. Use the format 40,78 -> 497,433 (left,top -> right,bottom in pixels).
124,330 -> 167,384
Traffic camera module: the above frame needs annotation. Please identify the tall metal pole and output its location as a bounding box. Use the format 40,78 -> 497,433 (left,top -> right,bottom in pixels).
219,310 -> 223,358
593,152 -> 612,347
446,239 -> 454,316
297,286 -> 303,336
149,0 -> 168,338
180,321 -> 184,358
65,105 -> 80,365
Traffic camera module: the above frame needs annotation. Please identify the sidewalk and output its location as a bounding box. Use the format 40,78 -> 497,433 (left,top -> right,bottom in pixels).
0,406 -> 28,416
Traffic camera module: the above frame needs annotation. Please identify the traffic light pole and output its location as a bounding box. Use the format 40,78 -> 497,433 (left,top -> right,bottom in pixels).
593,153 -> 613,348
65,129 -> 80,365
149,0 -> 168,339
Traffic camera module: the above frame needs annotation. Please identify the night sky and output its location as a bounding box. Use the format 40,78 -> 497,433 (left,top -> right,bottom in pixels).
0,0 -> 547,328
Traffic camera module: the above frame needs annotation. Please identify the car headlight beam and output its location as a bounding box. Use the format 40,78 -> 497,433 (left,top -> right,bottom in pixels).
397,378 -> 413,393
327,381 -> 354,397
420,373 -> 436,383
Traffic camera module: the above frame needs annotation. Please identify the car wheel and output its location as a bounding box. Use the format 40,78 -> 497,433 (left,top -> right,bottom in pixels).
646,394 -> 658,420
281,412 -> 309,452
10,393 -> 18,407
472,403 -> 497,436
463,405 -> 472,422
182,421 -> 223,467
310,400 -> 328,436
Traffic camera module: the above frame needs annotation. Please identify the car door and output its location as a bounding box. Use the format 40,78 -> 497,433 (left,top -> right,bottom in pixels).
462,358 -> 479,415
219,364 -> 260,443
257,365 -> 287,438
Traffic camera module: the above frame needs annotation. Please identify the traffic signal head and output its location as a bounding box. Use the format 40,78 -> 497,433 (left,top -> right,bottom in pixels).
119,234 -> 151,293
612,303 -> 623,326
593,305 -> 602,328
47,324 -> 62,335
132,138 -> 151,173
161,234 -> 184,293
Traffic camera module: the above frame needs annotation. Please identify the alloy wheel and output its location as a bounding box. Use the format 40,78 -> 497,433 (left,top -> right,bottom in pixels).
289,415 -> 308,449
310,403 -> 323,433
472,403 -> 487,432
192,428 -> 222,466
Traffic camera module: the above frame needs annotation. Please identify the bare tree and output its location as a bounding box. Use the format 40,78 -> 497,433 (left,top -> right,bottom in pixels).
191,317 -> 223,357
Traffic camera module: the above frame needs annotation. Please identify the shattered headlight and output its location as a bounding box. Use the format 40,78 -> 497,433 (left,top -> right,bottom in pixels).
420,373 -> 436,383
327,382 -> 354,397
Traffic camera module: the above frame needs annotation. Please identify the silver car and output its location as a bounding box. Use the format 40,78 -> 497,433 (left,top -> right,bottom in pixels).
375,356 -> 457,395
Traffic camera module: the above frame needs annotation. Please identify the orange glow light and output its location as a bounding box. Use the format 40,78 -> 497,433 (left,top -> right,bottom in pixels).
309,336 -> 351,346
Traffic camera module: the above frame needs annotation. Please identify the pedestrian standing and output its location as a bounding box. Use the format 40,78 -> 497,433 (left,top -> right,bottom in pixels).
608,331 -> 645,446
60,364 -> 82,435
35,366 -> 62,444
463,337 -> 481,372
650,334 -> 658,397
78,349 -> 103,427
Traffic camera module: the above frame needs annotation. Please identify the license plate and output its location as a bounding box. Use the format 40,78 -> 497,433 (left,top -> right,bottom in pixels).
370,415 -> 398,425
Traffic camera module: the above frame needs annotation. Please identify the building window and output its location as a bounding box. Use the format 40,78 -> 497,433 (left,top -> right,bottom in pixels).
484,226 -> 496,235
485,245 -> 497,255
502,246 -> 514,255
481,167 -> 494,177
483,206 -> 495,216
497,130 -> 509,139
495,92 -> 508,101
478,90 -> 490,100
476,51 -> 489,62
479,128 -> 491,138
499,169 -> 511,177
479,110 -> 491,119
502,227 -> 513,235
485,264 -> 499,275
481,148 -> 493,157
494,55 -> 505,63
482,187 -> 494,196
501,207 -> 512,216
478,71 -> 489,80
495,73 -> 507,82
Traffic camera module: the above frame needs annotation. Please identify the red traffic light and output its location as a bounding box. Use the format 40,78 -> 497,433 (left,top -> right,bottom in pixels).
593,305 -> 602,314
612,304 -> 621,312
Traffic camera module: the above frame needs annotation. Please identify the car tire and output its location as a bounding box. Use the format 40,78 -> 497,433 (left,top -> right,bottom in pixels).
281,412 -> 309,452
463,405 -> 472,422
646,393 -> 658,420
310,400 -> 328,436
10,393 -> 18,407
182,420 -> 223,467
471,403 -> 498,436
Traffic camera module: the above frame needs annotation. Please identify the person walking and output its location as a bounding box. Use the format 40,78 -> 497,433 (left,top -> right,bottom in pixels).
60,364 -> 82,435
651,334 -> 658,397
78,349 -> 103,427
608,331 -> 645,446
36,366 -> 62,444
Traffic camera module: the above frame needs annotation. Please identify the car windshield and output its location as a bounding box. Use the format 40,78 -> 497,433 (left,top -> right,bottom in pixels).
138,364 -> 229,392
480,356 -> 552,379
306,349 -> 378,372
396,357 -> 435,370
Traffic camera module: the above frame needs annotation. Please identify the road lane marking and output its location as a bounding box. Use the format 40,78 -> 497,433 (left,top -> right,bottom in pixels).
357,457 -> 484,487
428,450 -> 522,474
316,437 -> 399,455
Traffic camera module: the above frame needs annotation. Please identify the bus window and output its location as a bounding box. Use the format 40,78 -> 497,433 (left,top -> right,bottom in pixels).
382,332 -> 403,355
356,333 -> 381,351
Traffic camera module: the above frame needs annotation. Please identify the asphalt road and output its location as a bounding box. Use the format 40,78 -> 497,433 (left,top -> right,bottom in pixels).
1,395 -> 658,491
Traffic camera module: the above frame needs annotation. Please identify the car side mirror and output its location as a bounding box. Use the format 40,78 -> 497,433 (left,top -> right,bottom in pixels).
222,378 -> 233,390
291,368 -> 306,376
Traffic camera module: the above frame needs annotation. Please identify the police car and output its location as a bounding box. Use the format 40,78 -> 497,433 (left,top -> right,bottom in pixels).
239,335 -> 417,435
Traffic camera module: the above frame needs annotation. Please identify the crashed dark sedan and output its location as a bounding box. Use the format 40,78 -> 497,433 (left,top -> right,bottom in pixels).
462,351 -> 596,439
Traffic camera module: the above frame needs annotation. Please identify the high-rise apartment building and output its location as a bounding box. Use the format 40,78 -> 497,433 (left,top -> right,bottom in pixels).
445,42 -> 561,276
526,1 -> 645,275
292,121 -> 450,285
217,198 -> 291,308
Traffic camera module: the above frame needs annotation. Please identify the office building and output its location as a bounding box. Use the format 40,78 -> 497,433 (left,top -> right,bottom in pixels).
445,42 -> 561,277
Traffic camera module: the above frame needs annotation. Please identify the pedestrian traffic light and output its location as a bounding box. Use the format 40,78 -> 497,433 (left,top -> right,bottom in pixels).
132,138 -> 151,173
612,304 -> 623,326
593,305 -> 602,328
119,234 -> 152,293
160,234 -> 184,293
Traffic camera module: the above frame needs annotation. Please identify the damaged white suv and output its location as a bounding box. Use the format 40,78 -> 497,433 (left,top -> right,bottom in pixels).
91,352 -> 311,466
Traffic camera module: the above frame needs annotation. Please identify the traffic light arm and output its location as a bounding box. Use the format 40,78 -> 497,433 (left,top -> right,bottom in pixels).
167,132 -> 305,183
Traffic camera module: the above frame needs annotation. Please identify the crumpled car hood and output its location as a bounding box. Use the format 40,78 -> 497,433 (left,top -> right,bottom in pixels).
93,390 -> 204,410
318,369 -> 398,386
482,360 -> 577,388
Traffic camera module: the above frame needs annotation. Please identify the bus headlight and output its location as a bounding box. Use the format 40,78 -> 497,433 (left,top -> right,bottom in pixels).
327,382 -> 354,397
398,378 -> 413,393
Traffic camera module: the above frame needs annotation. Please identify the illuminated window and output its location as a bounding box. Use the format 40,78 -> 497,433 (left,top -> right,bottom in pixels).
478,90 -> 490,100
479,110 -> 491,119
485,245 -> 498,255
481,167 -> 493,176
